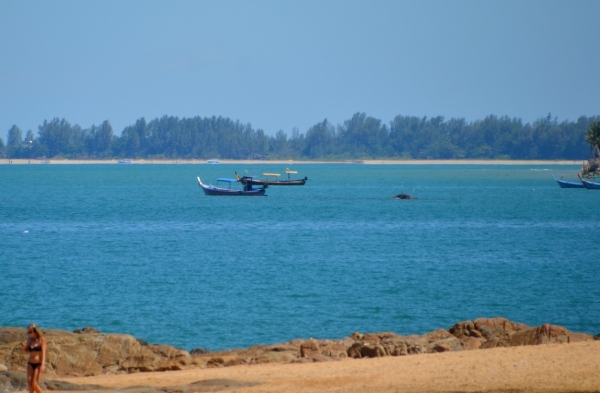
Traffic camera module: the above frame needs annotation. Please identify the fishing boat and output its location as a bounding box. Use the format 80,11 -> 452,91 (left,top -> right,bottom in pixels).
235,168 -> 307,186
552,175 -> 584,188
578,174 -> 600,190
197,177 -> 266,196
207,159 -> 220,164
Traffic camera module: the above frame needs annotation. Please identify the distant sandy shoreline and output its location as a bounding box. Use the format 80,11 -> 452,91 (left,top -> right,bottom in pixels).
0,158 -> 584,165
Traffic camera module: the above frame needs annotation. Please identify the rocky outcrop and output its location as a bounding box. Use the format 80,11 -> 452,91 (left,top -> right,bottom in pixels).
449,318 -> 592,348
0,328 -> 191,377
191,319 -> 592,368
1,318 -> 593,378
0,371 -> 259,393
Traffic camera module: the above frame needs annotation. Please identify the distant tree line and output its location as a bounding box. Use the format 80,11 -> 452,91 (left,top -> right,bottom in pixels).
1,113 -> 599,160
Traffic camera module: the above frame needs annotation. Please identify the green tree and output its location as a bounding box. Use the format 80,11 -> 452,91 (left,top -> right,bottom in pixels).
38,118 -> 73,157
586,121 -> 600,157
86,121 -> 113,157
7,125 -> 23,146
24,130 -> 35,143
339,113 -> 388,157
303,119 -> 335,158
269,130 -> 289,158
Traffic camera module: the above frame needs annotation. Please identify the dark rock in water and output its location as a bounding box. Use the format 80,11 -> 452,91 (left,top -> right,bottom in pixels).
393,193 -> 416,200
73,326 -> 99,334
190,347 -> 211,356
594,333 -> 600,340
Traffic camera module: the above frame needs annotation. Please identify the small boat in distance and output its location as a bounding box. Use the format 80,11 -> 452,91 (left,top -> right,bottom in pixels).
235,168 -> 307,186
197,177 -> 266,196
578,174 -> 600,189
118,159 -> 133,164
207,159 -> 220,164
552,175 -> 584,188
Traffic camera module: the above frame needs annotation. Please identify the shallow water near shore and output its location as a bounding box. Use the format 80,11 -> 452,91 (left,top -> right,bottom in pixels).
1,164 -> 599,350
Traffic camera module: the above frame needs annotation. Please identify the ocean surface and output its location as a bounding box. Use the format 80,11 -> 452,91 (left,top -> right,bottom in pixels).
1,164 -> 599,350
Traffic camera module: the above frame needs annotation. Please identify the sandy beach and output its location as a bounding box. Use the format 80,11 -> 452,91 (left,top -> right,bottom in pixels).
0,158 -> 584,165
53,341 -> 600,393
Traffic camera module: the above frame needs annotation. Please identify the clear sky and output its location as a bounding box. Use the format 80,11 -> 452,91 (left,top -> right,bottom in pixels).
1,0 -> 599,141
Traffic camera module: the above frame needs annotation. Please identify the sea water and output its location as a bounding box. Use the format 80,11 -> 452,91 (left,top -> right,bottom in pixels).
1,164 -> 599,350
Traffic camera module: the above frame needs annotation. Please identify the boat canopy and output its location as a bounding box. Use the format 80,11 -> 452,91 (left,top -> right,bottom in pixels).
217,178 -> 239,183
285,168 -> 297,174
262,173 -> 281,177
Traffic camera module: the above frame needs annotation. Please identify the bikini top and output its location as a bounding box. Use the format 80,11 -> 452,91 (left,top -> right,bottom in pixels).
29,343 -> 42,352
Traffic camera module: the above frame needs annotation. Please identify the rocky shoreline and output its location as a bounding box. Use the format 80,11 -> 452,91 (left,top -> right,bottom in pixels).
0,317 -> 595,380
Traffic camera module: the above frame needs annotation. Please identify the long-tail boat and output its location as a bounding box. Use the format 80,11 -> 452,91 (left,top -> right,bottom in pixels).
235,168 -> 308,186
552,175 -> 585,188
578,174 -> 600,189
197,177 -> 266,196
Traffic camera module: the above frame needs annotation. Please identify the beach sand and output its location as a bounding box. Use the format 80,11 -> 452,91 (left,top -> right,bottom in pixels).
0,158 -> 584,165
53,341 -> 600,393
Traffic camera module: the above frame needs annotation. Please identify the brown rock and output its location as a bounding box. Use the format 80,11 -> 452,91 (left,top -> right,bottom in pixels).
508,324 -> 593,346
422,329 -> 454,343
121,352 -> 159,372
393,342 -> 408,356
206,357 -> 225,368
189,347 -> 210,356
299,339 -> 320,358
0,327 -> 192,377
407,343 -> 424,355
360,344 -> 386,358
449,321 -> 483,339
350,332 -> 363,341
292,357 -> 314,364
310,354 -> 332,362
347,343 -> 363,359
361,334 -> 382,345
474,317 -> 529,344
157,355 -> 190,371
253,350 -> 297,364
73,326 -> 100,334
224,357 -> 249,367
462,337 -> 484,350
426,337 -> 464,353
319,341 -> 347,358
191,357 -> 206,367
0,328 -> 28,346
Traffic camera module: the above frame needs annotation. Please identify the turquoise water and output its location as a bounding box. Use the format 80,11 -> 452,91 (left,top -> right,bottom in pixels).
1,164 -> 599,350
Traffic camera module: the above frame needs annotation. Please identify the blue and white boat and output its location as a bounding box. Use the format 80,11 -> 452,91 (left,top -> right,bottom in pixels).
552,175 -> 584,188
197,177 -> 266,196
579,174 -> 600,190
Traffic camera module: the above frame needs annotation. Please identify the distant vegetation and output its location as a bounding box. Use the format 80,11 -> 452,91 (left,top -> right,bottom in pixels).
1,113 -> 599,160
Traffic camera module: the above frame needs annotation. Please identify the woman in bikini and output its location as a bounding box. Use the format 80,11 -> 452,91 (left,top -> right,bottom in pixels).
20,323 -> 46,393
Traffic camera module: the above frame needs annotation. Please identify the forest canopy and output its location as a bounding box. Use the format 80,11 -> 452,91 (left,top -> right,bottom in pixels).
1,113 -> 598,160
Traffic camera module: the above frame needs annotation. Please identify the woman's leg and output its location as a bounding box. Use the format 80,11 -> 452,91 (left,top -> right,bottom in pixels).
26,363 -> 35,393
30,366 -> 43,393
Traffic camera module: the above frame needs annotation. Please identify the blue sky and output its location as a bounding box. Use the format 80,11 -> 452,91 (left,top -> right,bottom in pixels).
1,0 -> 599,141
